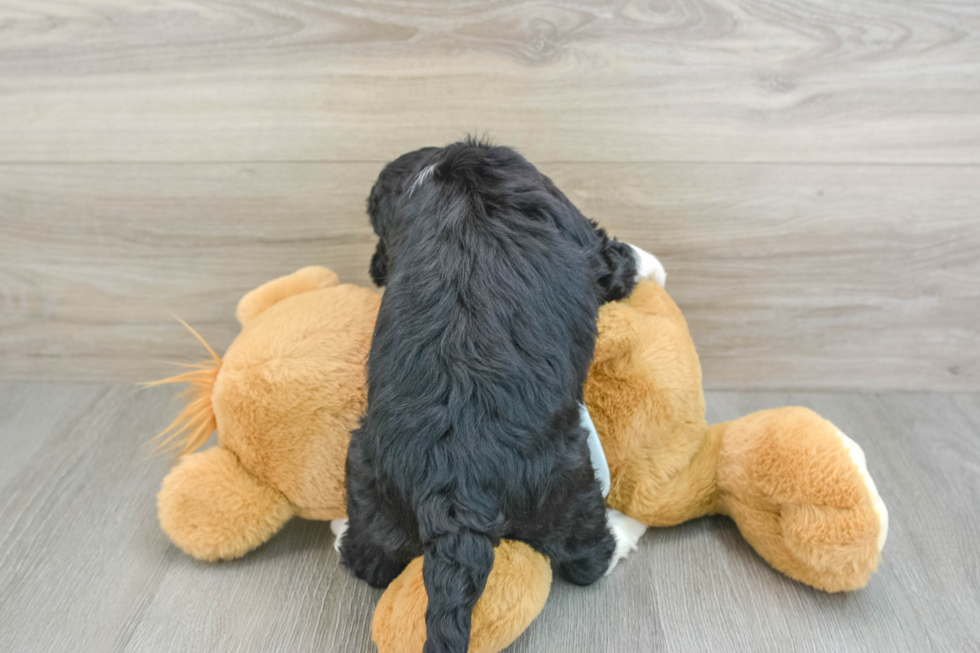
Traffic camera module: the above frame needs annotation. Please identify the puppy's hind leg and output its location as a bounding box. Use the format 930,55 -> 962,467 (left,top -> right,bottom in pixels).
534,481 -> 647,585
338,515 -> 411,589
339,441 -> 416,588
522,469 -> 613,586
551,486 -> 616,585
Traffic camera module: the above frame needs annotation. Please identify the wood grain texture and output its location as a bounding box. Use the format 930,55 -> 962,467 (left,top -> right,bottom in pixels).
2,383 -> 978,652
2,0 -> 979,388
0,0 -> 979,163
2,162 -> 977,389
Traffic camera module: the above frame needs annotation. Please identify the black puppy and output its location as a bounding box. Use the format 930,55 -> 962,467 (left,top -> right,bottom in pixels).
338,140 -> 659,653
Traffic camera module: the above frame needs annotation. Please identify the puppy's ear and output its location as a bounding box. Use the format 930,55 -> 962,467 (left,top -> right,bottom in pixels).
592,302 -> 638,365
370,240 -> 389,287
593,230 -> 639,303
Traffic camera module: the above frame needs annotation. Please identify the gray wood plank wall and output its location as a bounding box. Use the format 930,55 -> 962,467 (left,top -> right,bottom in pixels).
1,0 -> 979,389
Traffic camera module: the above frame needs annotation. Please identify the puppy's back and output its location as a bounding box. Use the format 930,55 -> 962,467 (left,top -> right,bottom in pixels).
361,143 -> 603,653
369,144 -> 600,438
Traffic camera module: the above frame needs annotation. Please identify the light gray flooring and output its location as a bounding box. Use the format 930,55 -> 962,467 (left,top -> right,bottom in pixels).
1,383 -> 978,652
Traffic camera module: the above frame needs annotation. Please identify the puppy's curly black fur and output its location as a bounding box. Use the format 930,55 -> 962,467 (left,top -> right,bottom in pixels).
340,139 -> 639,653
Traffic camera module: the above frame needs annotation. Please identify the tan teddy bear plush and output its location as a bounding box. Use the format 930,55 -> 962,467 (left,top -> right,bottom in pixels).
153,266 -> 550,652
586,281 -> 887,592
153,266 -> 377,561
152,266 -> 887,653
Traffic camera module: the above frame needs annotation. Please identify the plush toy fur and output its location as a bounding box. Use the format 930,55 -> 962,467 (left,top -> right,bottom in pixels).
154,266 -> 378,560
584,281 -> 888,592
153,266 -> 887,653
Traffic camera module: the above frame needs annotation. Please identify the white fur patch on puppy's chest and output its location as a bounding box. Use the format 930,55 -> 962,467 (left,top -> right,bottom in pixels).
579,402 -> 610,498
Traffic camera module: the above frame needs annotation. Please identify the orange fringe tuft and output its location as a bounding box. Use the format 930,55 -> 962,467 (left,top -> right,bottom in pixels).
142,316 -> 222,457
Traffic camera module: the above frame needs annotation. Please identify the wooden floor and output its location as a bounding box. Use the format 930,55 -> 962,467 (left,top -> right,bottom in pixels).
2,0 -> 979,390
1,382 -> 978,652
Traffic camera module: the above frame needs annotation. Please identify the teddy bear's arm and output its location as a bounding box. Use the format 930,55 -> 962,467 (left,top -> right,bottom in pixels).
236,266 -> 340,325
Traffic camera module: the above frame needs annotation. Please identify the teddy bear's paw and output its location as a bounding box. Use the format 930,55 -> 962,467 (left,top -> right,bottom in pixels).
628,244 -> 667,287
330,518 -> 348,553
780,500 -> 882,591
372,540 -> 552,653
719,407 -> 889,591
835,428 -> 889,552
605,509 -> 648,575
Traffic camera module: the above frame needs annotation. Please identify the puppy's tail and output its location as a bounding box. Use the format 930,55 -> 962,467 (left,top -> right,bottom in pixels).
421,527 -> 495,653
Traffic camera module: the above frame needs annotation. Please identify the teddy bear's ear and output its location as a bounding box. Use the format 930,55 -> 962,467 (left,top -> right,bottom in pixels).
236,266 -> 340,325
592,302 -> 639,365
158,447 -> 294,561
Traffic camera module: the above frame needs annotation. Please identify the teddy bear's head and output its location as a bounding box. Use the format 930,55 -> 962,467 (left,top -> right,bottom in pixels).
214,280 -> 379,520
154,271 -> 379,560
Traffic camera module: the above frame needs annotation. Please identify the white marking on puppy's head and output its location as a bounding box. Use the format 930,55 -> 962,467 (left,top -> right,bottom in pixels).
408,163 -> 437,196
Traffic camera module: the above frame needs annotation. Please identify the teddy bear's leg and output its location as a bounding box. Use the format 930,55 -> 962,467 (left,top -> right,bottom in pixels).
372,540 -> 552,653
588,281 -> 722,527
235,266 -> 340,325
158,447 -> 295,561
715,407 -> 887,592
610,421 -> 725,527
